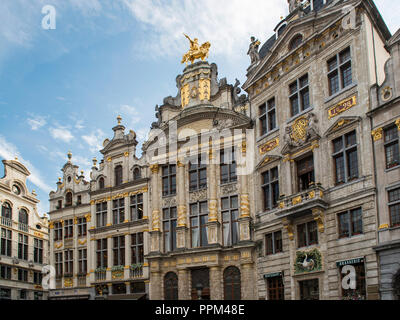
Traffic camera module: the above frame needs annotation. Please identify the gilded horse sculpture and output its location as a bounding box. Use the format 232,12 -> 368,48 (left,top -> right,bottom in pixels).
181,34 -> 211,65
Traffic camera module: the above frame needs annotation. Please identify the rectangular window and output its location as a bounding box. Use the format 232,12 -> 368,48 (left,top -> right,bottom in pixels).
33,271 -> 42,285
96,202 -> 107,228
18,268 -> 28,282
131,233 -> 144,264
389,187 -> 400,228
340,263 -> 366,300
262,167 -> 279,211
0,288 -> 11,300
384,125 -> 400,169
34,239 -> 43,264
130,194 -> 144,221
113,198 -> 125,225
333,131 -> 359,184
297,221 -> 318,248
222,196 -> 239,246
64,250 -> 73,275
299,279 -> 319,300
162,165 -> 177,196
96,239 -> 108,268
220,147 -> 237,184
163,207 -> 177,252
289,74 -> 310,117
64,219 -> 73,239
0,264 -> 12,280
54,222 -> 62,241
267,276 -> 284,300
189,155 -> 207,191
0,229 -> 12,257
265,231 -> 283,255
259,98 -> 276,136
55,252 -> 63,277
297,155 -> 315,191
327,47 -> 352,96
78,249 -> 87,275
338,208 -> 363,238
190,201 -> 209,248
77,217 -> 87,237
18,234 -> 28,260
113,236 -> 125,266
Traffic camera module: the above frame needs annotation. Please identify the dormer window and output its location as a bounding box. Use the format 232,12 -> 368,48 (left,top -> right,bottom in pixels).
289,34 -> 303,51
133,168 -> 141,180
98,177 -> 105,189
65,192 -> 73,207
115,165 -> 123,186
19,209 -> 28,225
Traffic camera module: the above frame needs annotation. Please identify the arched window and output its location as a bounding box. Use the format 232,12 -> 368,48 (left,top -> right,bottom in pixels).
289,34 -> 303,51
133,168 -> 141,180
65,192 -> 73,207
1,202 -> 12,219
19,209 -> 28,225
164,272 -> 178,300
98,177 -> 105,189
223,266 -> 241,300
115,165 -> 123,186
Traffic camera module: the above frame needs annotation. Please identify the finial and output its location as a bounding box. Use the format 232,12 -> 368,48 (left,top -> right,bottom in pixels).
32,189 -> 36,195
80,170 -> 84,176
117,115 -> 122,125
15,156 -> 18,161
67,151 -> 72,161
92,157 -> 97,166
58,177 -> 62,183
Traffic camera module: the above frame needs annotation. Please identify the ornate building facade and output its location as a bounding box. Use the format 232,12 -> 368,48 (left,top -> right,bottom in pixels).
369,29 -> 400,300
243,0 -> 392,300
46,0 -> 400,301
48,126 -> 150,300
0,159 -> 49,300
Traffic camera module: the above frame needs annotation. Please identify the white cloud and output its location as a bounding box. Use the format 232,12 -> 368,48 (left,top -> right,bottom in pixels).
123,0 -> 287,60
0,135 -> 52,193
49,127 -> 74,143
27,115 -> 47,130
118,104 -> 141,125
82,129 -> 105,153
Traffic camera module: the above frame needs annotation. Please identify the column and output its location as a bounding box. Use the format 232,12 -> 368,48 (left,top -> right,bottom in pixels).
177,160 -> 187,249
209,266 -> 222,300
107,237 -> 113,281
150,272 -> 162,300
150,164 -> 161,253
238,160 -> 251,242
106,199 -> 112,227
89,238 -> 96,283
125,233 -> 131,279
207,148 -> 219,245
240,263 -> 255,300
178,269 -> 190,300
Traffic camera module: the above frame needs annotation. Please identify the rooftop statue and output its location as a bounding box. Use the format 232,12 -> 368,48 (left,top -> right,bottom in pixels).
181,34 -> 211,65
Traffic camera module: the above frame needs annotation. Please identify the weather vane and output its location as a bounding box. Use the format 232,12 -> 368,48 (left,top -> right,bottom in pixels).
181,34 -> 211,65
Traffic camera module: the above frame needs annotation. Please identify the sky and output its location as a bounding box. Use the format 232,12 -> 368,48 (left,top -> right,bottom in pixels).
0,0 -> 398,216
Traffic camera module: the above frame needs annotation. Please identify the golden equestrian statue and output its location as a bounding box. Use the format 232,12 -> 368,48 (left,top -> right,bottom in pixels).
181,34 -> 211,65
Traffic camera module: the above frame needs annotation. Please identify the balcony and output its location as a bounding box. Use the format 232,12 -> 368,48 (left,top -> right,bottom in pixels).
130,264 -> 143,279
0,216 -> 12,227
276,184 -> 328,218
18,223 -> 29,232
95,269 -> 107,281
77,275 -> 87,286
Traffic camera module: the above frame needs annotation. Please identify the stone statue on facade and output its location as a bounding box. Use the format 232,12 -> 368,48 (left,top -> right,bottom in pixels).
151,105 -> 162,129
248,36 -> 261,65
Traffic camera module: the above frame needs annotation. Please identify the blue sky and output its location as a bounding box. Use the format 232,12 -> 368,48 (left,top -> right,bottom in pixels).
0,0 -> 398,215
